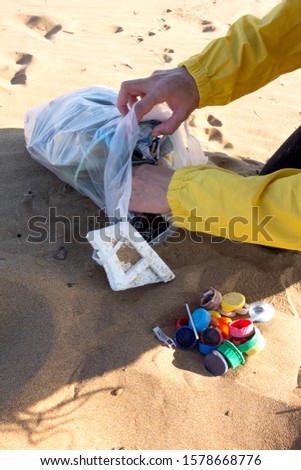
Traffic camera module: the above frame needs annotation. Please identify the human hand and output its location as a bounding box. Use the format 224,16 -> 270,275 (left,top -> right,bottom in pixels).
129,164 -> 175,214
117,66 -> 200,136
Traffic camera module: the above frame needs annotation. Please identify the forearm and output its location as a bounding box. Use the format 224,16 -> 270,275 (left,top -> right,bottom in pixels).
167,166 -> 301,251
181,0 -> 301,107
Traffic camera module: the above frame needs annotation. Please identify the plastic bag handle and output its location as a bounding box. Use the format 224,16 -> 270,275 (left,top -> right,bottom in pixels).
104,105 -> 140,222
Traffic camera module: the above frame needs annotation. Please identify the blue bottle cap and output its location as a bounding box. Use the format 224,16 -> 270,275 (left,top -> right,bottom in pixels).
174,326 -> 197,350
204,351 -> 229,376
189,308 -> 211,333
199,341 -> 218,355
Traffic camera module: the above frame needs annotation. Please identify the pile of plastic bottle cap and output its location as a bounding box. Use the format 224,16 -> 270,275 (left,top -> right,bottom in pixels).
173,288 -> 275,376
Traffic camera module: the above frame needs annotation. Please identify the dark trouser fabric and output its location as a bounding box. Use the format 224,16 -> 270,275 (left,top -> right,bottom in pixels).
259,126 -> 301,175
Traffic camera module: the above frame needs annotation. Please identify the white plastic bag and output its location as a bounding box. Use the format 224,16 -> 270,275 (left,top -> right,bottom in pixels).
25,86 -> 121,210
24,85 -> 207,221
104,100 -> 140,222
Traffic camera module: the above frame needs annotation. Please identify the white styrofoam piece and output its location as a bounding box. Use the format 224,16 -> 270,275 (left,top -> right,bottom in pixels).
86,222 -> 175,291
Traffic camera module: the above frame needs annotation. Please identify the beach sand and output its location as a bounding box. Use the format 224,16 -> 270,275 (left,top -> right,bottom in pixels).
0,0 -> 301,450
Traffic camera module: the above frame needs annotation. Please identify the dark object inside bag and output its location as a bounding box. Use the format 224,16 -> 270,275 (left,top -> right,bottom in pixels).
128,213 -> 169,244
128,123 -> 177,245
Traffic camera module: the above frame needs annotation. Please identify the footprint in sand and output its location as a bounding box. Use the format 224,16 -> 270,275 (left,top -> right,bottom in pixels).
44,24 -> 63,40
163,54 -> 172,64
207,114 -> 222,127
206,128 -> 235,150
10,68 -> 27,85
7,52 -> 33,85
162,48 -> 174,63
15,52 -> 33,66
206,116 -> 234,149
157,17 -> 171,32
130,34 -> 143,43
163,54 -> 172,63
223,142 -> 234,150
113,62 -> 133,72
112,25 -> 124,34
200,19 -> 216,32
22,15 -> 62,40
205,127 -> 224,143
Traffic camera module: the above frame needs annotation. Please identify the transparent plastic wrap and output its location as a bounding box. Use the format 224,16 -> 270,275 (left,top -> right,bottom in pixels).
25,85 -> 207,245
25,85 -> 207,214
24,85 -> 121,209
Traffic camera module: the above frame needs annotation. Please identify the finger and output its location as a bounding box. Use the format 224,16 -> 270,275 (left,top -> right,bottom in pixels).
117,79 -> 147,114
152,108 -> 189,135
134,93 -> 160,122
128,95 -> 138,107
118,103 -> 129,116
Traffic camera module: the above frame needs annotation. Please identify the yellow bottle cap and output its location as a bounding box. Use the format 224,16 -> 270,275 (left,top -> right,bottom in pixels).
219,317 -> 232,324
221,292 -> 246,313
209,310 -> 222,318
245,334 -> 266,356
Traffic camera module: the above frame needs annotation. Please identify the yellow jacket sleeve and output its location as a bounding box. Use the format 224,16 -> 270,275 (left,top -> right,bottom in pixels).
167,166 -> 301,251
180,0 -> 301,107
168,0 -> 301,251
